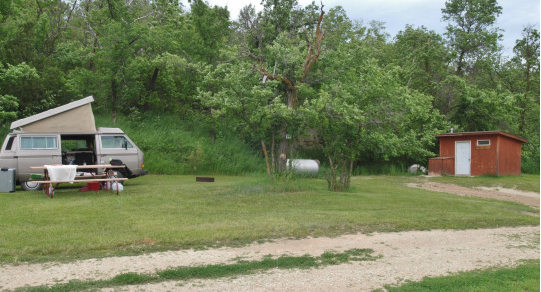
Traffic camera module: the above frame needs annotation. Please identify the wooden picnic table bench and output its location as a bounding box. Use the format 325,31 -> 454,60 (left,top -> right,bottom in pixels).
30,164 -> 128,198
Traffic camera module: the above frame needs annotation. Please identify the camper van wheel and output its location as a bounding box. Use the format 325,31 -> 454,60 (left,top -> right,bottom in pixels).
21,181 -> 43,191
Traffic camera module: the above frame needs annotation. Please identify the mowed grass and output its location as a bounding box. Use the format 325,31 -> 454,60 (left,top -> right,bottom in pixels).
0,175 -> 538,264
381,260 -> 540,292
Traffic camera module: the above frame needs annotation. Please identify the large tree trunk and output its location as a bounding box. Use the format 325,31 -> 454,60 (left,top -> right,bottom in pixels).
287,87 -> 297,108
339,159 -> 348,191
326,155 -> 336,190
271,129 -> 276,174
520,64 -> 531,132
111,77 -> 118,124
456,50 -> 465,76
277,124 -> 289,171
347,158 -> 354,189
326,156 -> 352,192
277,88 -> 298,171
149,67 -> 159,91
261,140 -> 271,176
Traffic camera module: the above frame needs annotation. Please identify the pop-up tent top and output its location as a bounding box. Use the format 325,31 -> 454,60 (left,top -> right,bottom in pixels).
10,96 -> 96,133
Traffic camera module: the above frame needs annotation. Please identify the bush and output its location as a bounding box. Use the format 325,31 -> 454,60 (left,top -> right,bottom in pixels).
353,162 -> 410,176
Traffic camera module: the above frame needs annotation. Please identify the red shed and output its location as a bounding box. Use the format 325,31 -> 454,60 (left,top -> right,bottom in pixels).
428,131 -> 527,176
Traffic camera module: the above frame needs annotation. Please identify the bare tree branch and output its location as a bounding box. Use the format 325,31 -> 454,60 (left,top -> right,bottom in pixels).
245,51 -> 295,90
301,4 -> 325,82
134,12 -> 155,22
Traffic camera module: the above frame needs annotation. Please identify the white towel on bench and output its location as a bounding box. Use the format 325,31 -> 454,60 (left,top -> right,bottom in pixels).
45,165 -> 78,183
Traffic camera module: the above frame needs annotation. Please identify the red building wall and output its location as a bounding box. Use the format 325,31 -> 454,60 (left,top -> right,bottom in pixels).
497,135 -> 523,175
429,132 -> 525,176
470,134 -> 498,176
428,157 -> 454,176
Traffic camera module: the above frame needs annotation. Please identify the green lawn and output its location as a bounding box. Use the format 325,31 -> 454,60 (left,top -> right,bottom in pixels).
0,174 -> 538,264
380,260 -> 540,292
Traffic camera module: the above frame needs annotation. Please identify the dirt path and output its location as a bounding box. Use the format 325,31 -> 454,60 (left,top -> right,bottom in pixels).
407,181 -> 540,209
1,184 -> 539,292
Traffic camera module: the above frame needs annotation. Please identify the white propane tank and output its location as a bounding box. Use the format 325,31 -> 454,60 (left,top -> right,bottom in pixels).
286,159 -> 319,174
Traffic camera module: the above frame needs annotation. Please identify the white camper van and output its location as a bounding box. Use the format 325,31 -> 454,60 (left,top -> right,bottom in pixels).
0,96 -> 147,190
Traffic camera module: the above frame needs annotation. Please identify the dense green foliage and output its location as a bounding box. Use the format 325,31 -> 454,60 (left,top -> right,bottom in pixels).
0,0 -> 539,183
0,175 -> 537,264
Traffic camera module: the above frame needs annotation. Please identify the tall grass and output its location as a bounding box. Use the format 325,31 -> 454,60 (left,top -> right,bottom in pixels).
354,162 -> 411,176
522,157 -> 540,174
94,113 -> 265,175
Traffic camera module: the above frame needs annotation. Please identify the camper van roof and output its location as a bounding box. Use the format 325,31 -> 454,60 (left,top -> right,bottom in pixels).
10,96 -> 94,130
97,127 -> 125,134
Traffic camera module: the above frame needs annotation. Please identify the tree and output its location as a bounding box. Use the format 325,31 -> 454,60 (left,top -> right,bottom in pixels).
242,1 -> 325,171
0,0 -> 78,115
394,25 -> 450,98
306,84 -> 362,191
0,62 -> 53,116
512,25 -> 540,132
442,0 -> 502,76
62,0 -> 232,119
0,94 -> 18,124
451,82 -> 518,132
508,25 -> 540,172
198,60 -> 282,176
188,0 -> 230,64
67,0 -> 190,118
320,6 -> 354,48
307,39 -> 449,191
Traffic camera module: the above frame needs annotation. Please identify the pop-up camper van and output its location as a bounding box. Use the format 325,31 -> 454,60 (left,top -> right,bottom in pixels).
0,96 -> 147,190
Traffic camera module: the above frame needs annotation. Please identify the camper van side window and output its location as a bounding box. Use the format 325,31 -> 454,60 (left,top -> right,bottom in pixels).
5,136 -> 15,150
101,136 -> 133,149
21,136 -> 58,149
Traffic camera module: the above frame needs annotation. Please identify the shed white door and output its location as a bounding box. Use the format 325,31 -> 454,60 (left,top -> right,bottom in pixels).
455,141 -> 471,176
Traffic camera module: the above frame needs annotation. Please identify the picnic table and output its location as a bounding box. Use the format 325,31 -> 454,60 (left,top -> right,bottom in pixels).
30,164 -> 128,198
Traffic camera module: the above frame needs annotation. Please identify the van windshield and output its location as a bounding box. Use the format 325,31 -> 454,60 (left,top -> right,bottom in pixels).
101,136 -> 133,149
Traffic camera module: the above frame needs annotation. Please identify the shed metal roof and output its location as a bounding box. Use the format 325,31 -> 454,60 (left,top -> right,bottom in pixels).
436,131 -> 527,143
97,127 -> 125,134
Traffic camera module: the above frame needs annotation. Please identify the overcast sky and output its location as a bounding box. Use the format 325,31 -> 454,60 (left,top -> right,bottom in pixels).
180,0 -> 540,57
